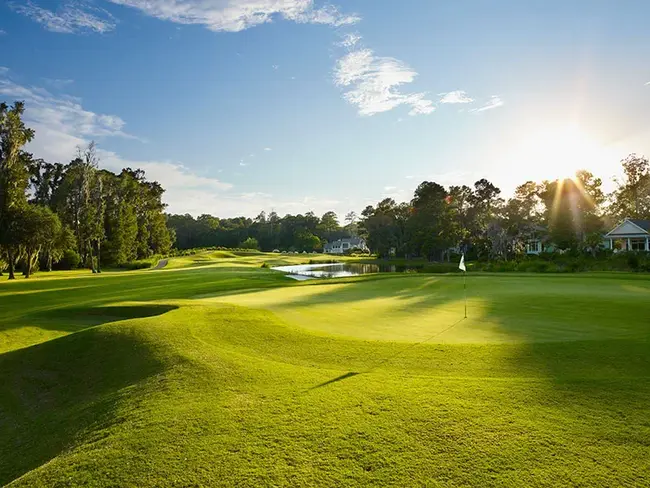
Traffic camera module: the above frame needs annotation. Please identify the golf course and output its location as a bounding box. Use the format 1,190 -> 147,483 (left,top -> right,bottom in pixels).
1,252 -> 649,487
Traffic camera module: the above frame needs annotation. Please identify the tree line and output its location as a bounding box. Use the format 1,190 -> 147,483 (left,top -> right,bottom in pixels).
0,101 -> 173,279
168,156 -> 649,260
167,210 -> 358,252
358,156 -> 649,260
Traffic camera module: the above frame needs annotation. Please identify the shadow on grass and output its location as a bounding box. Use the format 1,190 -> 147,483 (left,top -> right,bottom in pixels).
34,304 -> 178,330
309,371 -> 361,390
0,325 -> 167,486
306,318 -> 468,390
1,304 -> 178,336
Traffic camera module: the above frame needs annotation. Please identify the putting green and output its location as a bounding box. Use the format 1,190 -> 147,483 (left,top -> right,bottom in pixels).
213,274 -> 650,343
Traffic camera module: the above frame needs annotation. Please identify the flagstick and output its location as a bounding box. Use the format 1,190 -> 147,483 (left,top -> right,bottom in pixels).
463,270 -> 467,319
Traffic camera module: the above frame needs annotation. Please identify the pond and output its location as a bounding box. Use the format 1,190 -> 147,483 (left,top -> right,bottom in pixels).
272,262 -> 421,280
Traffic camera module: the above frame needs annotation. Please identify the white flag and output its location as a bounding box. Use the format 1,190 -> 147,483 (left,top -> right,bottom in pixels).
458,254 -> 466,272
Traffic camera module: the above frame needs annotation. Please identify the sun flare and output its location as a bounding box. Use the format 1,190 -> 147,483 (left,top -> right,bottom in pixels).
512,125 -> 609,181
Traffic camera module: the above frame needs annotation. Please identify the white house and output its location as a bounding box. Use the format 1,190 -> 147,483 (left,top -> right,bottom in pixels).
604,219 -> 650,251
523,219 -> 650,254
526,239 -> 543,255
524,225 -> 547,255
323,237 -> 368,254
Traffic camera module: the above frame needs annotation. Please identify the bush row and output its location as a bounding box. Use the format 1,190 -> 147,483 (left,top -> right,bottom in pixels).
470,252 -> 650,273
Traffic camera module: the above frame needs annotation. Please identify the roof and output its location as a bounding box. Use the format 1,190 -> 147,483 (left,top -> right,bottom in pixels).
605,218 -> 650,237
629,219 -> 650,231
324,237 -> 366,248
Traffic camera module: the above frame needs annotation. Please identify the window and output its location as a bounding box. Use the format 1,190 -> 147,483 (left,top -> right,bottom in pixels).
526,240 -> 541,253
630,238 -> 647,251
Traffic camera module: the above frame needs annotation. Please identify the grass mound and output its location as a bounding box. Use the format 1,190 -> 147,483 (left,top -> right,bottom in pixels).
0,322 -> 169,485
211,250 -> 237,259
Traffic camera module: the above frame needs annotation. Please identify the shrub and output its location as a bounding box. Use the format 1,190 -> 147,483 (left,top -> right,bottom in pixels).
421,263 -> 461,274
119,260 -> 153,270
345,247 -> 370,256
240,237 -> 260,250
532,261 -> 551,272
640,257 -> 650,272
56,249 -> 81,270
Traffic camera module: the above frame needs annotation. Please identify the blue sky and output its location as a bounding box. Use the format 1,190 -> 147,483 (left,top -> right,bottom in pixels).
1,0 -> 650,218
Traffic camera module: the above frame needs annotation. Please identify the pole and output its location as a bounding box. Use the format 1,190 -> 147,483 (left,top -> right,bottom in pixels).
463,271 -> 467,319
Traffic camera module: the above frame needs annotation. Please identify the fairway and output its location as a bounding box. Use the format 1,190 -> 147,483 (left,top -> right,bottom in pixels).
1,254 -> 649,486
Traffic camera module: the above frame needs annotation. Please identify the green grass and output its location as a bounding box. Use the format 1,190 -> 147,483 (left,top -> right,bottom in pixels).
1,252 -> 649,486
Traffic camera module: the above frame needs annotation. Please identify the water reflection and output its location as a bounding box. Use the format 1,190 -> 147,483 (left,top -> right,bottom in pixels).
272,262 -> 419,279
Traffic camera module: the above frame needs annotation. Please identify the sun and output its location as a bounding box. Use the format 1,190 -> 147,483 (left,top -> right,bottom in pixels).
511,125 -> 608,181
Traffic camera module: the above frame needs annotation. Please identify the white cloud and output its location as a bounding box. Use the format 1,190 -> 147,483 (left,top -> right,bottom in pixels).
0,78 -> 138,143
0,76 -> 237,213
645,81 -> 650,86
298,4 -> 359,27
101,157 -> 349,217
0,73 -> 354,217
334,48 -> 435,116
399,171 -> 477,188
384,186 -> 396,191
0,67 -> 9,75
107,0 -> 358,32
470,95 -> 504,113
338,32 -> 362,48
164,192 -> 343,218
0,29 -> 7,35
427,170 -> 474,185
264,147 -> 272,151
241,191 -> 272,200
43,78 -> 75,89
100,152 -> 232,192
272,64 -> 279,70
239,161 -> 249,167
12,1 -> 117,34
439,90 -> 474,104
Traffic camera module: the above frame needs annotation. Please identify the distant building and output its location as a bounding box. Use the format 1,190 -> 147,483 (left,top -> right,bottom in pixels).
524,225 -> 549,255
525,239 -> 543,255
605,219 -> 650,251
525,219 -> 650,254
323,237 -> 368,254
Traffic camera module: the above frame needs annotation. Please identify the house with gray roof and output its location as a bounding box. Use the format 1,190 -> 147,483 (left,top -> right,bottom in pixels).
605,219 -> 650,251
525,219 -> 650,254
323,237 -> 368,254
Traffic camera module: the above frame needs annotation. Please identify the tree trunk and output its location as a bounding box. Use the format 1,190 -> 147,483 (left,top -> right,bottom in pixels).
25,251 -> 32,278
96,240 -> 101,273
90,243 -> 96,273
47,252 -> 53,272
8,250 -> 15,280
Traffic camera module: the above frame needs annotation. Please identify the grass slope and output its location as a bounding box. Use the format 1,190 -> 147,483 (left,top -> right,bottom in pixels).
1,252 -> 649,486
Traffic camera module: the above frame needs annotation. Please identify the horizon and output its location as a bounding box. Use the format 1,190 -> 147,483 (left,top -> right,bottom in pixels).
1,0 -> 650,218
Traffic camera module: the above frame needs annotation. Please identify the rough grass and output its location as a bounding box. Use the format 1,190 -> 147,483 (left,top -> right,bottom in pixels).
1,252 -> 649,486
